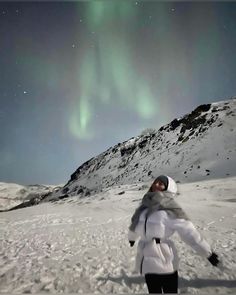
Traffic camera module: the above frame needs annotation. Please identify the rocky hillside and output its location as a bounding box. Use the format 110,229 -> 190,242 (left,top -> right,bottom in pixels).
44,97 -> 236,202
0,183 -> 62,211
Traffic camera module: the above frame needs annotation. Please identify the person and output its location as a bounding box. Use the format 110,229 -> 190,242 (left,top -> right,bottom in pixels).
128,175 -> 220,294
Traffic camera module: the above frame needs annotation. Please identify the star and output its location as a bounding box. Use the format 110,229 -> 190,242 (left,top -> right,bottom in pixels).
23,91 -> 27,94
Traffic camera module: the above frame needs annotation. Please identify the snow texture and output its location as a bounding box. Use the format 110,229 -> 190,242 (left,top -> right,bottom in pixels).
0,177 -> 236,294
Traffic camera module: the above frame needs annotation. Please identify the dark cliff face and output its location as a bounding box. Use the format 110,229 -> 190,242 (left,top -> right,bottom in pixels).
169,103 -> 211,131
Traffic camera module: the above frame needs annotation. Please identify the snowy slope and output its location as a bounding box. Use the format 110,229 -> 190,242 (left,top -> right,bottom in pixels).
0,177 -> 235,294
46,98 -> 236,202
0,182 -> 62,211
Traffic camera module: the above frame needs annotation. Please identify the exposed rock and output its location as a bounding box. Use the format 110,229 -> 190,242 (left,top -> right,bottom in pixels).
120,144 -> 136,156
170,118 -> 181,131
138,139 -> 148,148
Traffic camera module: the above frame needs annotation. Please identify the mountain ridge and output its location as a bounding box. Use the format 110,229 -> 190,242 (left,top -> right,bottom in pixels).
0,182 -> 62,211
45,97 -> 236,202
1,97 -> 235,210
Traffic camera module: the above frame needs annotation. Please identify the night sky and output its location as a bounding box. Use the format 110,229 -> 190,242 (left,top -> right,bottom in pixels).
0,1 -> 236,186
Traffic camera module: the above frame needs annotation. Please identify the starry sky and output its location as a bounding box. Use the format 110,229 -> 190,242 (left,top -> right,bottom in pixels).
0,1 -> 236,186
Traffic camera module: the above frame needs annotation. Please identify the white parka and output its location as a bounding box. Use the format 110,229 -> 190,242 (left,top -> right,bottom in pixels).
128,176 -> 212,275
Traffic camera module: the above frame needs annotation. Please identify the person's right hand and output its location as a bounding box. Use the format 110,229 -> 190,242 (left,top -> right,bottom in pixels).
129,241 -> 135,247
208,252 -> 220,266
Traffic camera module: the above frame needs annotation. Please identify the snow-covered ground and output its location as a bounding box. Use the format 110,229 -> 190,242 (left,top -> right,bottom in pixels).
0,176 -> 236,294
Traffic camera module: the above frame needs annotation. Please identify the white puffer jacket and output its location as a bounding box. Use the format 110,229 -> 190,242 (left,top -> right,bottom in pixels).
128,176 -> 212,275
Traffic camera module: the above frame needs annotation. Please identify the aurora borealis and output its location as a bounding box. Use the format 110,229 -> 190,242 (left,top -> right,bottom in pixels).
69,2 -> 158,141
0,1 -> 236,185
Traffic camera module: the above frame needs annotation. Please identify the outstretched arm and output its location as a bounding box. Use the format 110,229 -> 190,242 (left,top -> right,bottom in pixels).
171,218 -> 220,266
173,219 -> 211,256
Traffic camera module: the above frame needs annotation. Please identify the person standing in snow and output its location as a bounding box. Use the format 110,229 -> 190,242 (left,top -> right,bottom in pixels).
128,175 -> 220,294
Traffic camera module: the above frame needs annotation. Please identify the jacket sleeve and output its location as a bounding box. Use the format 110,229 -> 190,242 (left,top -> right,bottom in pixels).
170,218 -> 212,257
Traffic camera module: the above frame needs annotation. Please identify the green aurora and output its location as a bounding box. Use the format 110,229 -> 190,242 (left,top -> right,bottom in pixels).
69,2 -> 157,140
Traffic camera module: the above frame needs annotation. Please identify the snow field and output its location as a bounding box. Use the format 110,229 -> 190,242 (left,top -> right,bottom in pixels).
0,177 -> 236,294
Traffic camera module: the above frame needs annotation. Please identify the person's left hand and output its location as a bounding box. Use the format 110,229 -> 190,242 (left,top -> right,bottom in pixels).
129,241 -> 135,247
208,252 -> 220,266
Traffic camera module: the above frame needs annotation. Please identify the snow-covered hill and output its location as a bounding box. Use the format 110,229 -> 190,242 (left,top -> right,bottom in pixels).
0,97 -> 236,294
46,97 -> 236,202
0,177 -> 235,294
0,182 -> 62,211
1,97 -> 235,210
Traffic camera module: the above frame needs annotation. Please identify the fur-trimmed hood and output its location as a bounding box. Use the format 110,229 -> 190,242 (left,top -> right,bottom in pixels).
129,176 -> 188,232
